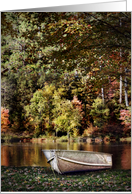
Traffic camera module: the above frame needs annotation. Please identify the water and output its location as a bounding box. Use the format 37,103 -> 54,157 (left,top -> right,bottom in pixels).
1,142 -> 131,169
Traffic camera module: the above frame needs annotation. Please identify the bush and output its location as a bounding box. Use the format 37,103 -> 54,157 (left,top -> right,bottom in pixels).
1,107 -> 10,133
119,108 -> 131,134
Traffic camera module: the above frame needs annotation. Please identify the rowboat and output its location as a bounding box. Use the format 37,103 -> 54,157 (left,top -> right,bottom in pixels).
42,149 -> 112,174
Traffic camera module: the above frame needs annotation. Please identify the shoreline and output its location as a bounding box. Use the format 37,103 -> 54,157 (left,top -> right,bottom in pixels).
1,135 -> 131,144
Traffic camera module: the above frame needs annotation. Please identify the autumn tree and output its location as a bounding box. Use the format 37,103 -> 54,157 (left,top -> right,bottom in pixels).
52,96 -> 82,138
119,108 -> 131,135
25,84 -> 55,136
1,107 -> 10,133
90,98 -> 110,130
1,12 -> 131,136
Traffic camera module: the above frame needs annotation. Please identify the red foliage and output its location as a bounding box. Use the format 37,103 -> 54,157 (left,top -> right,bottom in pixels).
107,80 -> 119,99
1,107 -> 10,132
109,51 -> 121,61
119,109 -> 131,132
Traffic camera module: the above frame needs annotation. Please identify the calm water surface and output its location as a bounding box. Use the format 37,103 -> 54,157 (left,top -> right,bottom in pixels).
1,142 -> 131,169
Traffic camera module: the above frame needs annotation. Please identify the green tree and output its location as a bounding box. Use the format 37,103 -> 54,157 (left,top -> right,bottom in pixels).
90,97 -> 110,130
25,84 -> 55,136
1,12 -> 63,131
52,96 -> 82,138
1,12 -> 131,135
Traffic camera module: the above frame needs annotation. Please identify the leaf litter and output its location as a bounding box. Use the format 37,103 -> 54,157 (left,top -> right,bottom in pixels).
1,166 -> 131,192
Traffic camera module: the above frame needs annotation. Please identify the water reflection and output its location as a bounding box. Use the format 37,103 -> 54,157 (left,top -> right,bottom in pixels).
1,142 -> 131,169
121,147 -> 131,169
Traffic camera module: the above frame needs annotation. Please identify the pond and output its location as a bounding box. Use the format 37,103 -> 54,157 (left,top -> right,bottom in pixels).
1,142 -> 131,169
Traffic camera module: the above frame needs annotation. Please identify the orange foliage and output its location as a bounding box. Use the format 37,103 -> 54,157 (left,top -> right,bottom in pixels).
1,107 -> 10,132
71,96 -> 83,114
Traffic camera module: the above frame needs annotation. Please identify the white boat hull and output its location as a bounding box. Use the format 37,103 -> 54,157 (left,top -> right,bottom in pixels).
42,150 -> 112,174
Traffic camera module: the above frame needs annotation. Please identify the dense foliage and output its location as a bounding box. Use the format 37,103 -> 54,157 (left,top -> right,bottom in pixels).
1,12 -> 131,138
119,108 -> 131,133
1,107 -> 10,132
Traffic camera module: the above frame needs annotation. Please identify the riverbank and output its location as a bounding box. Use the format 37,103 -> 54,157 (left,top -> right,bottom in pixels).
1,166 -> 131,192
1,133 -> 131,144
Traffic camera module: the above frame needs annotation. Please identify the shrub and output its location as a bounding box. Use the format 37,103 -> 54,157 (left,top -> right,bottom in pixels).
1,107 -> 10,133
119,108 -> 131,134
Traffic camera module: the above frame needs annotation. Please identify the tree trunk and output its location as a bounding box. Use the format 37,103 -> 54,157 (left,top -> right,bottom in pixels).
67,130 -> 70,142
124,68 -> 129,107
100,64 -> 104,104
119,20 -> 122,104
101,87 -> 104,104
119,75 -> 122,104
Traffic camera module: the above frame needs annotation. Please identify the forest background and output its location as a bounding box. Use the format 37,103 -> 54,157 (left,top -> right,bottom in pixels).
1,12 -> 131,140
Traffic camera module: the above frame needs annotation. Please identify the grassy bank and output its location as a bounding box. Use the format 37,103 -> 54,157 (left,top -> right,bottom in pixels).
1,166 -> 131,192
